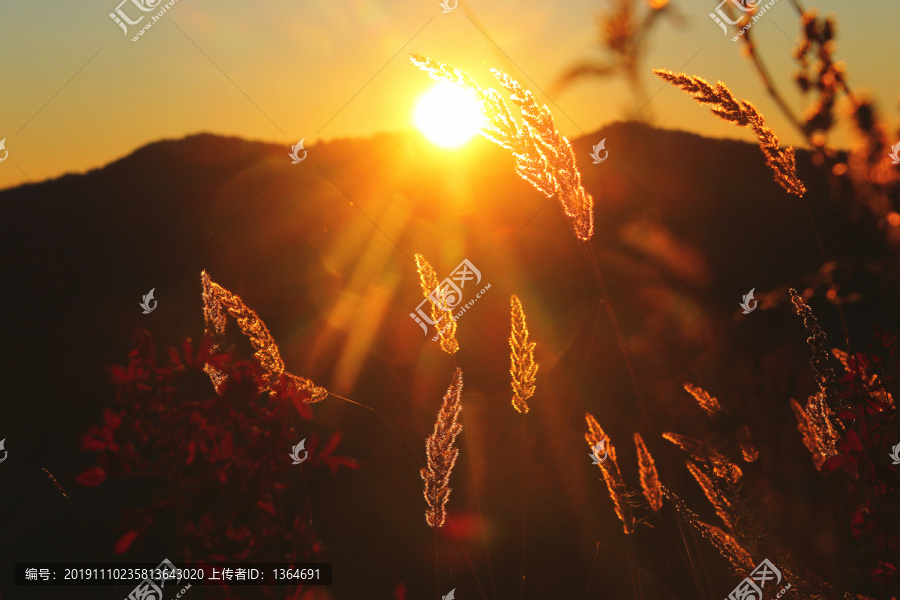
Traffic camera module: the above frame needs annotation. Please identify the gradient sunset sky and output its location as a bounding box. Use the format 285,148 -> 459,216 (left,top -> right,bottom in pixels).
1,0 -> 897,189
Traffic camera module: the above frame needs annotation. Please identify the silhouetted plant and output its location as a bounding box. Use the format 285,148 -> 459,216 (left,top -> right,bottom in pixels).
79,329 -> 357,599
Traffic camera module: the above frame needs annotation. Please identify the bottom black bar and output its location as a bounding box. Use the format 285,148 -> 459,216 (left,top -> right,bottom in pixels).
15,562 -> 332,585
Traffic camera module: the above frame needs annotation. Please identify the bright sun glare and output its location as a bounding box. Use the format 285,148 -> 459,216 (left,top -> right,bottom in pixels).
414,80 -> 486,148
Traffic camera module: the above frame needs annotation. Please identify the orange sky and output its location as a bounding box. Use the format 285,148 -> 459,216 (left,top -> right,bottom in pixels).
1,0 -> 898,190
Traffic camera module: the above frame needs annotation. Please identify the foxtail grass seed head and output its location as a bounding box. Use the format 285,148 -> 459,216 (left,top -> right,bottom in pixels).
654,69 -> 807,197
788,289 -> 845,466
831,348 -> 852,373
585,413 -> 632,533
200,271 -> 328,402
421,368 -> 464,528
411,53 -> 595,240
663,432 -> 742,484
414,253 -> 459,355
805,390 -> 840,467
661,486 -> 753,572
509,294 -> 538,413
601,469 -> 633,534
789,289 -> 837,395
634,433 -> 662,512
585,412 -> 616,466
791,397 -> 825,469
685,460 -> 734,529
684,382 -> 722,417
705,523 -> 755,571
737,426 -> 759,463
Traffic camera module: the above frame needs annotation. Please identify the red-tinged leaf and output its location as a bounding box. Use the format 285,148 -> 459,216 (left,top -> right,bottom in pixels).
81,428 -> 107,452
102,409 -> 123,431
305,434 -> 320,457
394,582 -> 406,600
256,500 -> 277,517
81,438 -> 106,453
324,455 -> 359,473
846,430 -> 864,452
291,392 -> 314,420
218,469 -> 227,484
186,441 -> 196,465
195,336 -> 213,360
850,509 -> 864,538
872,560 -> 898,581
167,347 -> 184,370
842,456 -> 859,479
321,431 -> 342,458
114,530 -> 139,554
108,364 -> 131,386
182,339 -> 196,366
220,432 -> 233,459
822,455 -> 843,473
76,466 -> 106,487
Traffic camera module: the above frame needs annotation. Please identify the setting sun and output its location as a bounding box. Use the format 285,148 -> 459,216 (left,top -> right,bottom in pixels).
414,80 -> 486,148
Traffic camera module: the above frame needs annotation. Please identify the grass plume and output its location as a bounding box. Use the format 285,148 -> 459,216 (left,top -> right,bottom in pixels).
685,460 -> 734,529
634,433 -> 662,512
509,294 -> 538,413
414,253 -> 458,355
737,426 -> 759,463
411,53 -> 595,241
200,270 -> 328,403
790,397 -> 826,469
653,69 -> 807,197
789,289 -> 838,398
789,289 -> 843,468
585,412 -> 633,533
660,485 -> 754,572
684,382 -> 721,417
421,368 -> 464,528
662,432 -> 742,484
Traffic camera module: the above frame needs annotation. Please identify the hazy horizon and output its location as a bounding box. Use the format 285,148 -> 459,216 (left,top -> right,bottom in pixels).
2,0 -> 898,190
